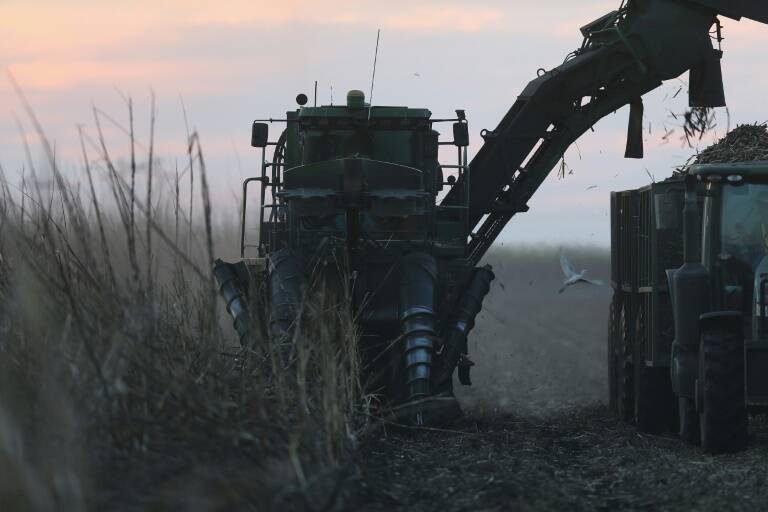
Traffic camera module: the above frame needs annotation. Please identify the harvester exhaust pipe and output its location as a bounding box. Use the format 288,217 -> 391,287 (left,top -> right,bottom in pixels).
670,174 -> 709,403
399,252 -> 438,401
213,259 -> 255,347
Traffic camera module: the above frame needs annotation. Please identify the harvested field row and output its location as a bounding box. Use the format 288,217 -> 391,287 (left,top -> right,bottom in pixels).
347,247 -> 768,512
350,407 -> 768,512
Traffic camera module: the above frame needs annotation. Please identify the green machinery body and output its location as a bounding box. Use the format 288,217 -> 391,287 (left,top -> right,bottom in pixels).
220,91 -> 490,408
260,98 -> 467,257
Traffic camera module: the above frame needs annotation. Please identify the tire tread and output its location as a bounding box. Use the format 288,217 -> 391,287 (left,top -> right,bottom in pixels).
700,329 -> 748,454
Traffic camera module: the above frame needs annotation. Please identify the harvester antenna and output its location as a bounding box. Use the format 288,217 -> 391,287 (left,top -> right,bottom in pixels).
368,28 -> 381,122
314,80 -> 318,107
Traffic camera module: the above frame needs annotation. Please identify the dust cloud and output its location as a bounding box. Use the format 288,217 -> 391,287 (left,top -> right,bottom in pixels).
456,245 -> 611,416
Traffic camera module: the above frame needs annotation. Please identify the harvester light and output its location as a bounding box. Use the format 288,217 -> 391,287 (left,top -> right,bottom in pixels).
727,174 -> 743,183
347,90 -> 366,108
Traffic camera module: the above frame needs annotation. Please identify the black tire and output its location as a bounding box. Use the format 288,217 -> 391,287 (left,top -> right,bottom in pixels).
699,329 -> 748,454
608,297 -> 619,412
617,306 -> 635,424
678,396 -> 700,445
634,306 -> 676,433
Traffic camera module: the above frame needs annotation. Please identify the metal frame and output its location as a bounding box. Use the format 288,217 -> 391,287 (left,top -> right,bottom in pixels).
241,115 -> 471,258
611,179 -> 687,368
240,135 -> 288,258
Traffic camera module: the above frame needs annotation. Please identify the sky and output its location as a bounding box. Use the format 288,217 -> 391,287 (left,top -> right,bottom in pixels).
2,0 -> 768,247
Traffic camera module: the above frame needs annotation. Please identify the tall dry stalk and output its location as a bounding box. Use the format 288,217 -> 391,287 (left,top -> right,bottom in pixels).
1,84 -> 364,510
180,95 -> 194,253
146,90 -> 156,296
78,125 -> 117,291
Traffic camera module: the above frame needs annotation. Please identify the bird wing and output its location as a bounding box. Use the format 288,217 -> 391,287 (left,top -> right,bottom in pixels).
582,278 -> 605,286
560,253 -> 576,278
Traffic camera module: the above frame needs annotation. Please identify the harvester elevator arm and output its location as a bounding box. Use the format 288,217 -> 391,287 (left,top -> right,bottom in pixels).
442,0 -> 768,265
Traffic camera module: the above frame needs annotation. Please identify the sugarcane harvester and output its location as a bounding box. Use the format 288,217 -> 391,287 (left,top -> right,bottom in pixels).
215,0 -> 768,422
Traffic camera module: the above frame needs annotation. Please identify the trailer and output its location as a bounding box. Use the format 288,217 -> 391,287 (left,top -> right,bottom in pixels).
609,176 -> 689,432
611,163 -> 768,453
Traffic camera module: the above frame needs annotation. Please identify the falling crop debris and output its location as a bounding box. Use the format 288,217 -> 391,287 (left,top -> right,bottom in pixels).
682,107 -> 717,146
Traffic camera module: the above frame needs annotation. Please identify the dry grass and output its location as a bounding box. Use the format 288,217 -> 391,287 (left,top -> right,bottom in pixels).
0,93 -> 361,511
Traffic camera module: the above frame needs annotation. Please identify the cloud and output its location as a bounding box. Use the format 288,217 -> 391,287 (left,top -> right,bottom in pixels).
358,6 -> 503,32
181,1 -> 503,32
0,0 -> 505,94
0,0 -> 504,64
719,17 -> 768,51
6,54 -> 292,95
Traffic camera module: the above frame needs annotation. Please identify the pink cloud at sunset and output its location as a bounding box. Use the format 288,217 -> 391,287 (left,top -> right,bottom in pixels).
0,1 -> 507,96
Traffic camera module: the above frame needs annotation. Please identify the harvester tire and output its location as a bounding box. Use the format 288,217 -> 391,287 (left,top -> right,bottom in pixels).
634,306 -> 675,433
617,306 -> 634,424
699,329 -> 748,454
608,298 -> 619,412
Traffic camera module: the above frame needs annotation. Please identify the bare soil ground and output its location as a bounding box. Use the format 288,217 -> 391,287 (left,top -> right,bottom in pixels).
345,247 -> 768,512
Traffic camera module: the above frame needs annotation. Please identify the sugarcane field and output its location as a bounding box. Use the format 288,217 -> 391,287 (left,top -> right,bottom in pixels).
4,2 -> 768,511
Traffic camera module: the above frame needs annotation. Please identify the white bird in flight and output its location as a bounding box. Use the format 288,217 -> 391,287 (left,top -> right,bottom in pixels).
558,252 -> 604,294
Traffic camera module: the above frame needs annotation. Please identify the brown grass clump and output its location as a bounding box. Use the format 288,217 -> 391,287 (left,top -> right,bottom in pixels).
0,90 -> 361,510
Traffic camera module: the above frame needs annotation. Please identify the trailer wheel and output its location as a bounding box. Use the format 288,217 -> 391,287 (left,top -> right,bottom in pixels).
699,329 -> 748,454
634,306 -> 675,433
678,396 -> 700,445
608,297 -> 619,412
617,306 -> 634,424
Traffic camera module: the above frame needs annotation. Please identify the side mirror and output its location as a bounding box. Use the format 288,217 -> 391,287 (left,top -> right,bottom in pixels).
453,122 -> 469,147
251,122 -> 269,148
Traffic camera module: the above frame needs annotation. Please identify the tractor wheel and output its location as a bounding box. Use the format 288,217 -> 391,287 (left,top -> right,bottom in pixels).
634,306 -> 676,433
699,329 -> 748,454
608,297 -> 619,412
678,396 -> 700,445
617,306 -> 635,424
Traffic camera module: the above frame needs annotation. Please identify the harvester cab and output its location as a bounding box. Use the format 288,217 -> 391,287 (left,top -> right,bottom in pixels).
243,90 -> 470,260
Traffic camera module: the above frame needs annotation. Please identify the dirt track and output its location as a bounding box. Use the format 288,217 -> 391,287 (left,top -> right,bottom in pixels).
350,407 -> 768,511
346,247 -> 768,511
